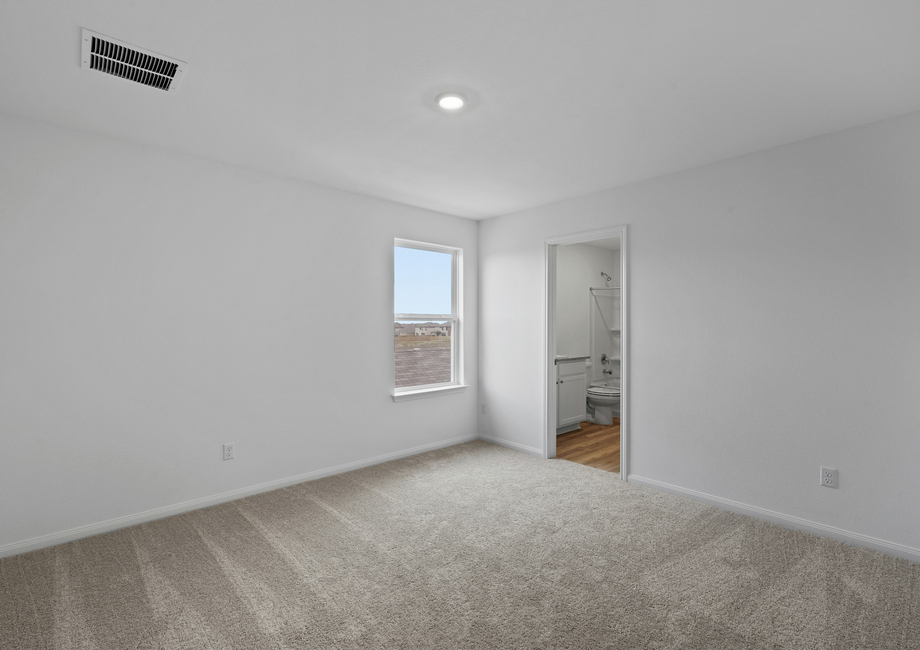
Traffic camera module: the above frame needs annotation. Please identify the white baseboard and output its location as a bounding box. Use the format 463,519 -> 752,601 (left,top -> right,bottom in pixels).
628,475 -> 920,565
479,433 -> 543,457
0,434 -> 479,560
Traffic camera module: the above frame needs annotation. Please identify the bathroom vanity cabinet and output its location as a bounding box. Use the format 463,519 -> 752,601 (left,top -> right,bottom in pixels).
556,357 -> 587,432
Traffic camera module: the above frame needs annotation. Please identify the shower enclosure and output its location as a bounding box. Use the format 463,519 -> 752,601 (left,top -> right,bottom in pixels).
589,287 -> 620,391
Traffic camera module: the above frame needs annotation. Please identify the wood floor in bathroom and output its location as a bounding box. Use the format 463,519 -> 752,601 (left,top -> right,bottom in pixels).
555,419 -> 620,473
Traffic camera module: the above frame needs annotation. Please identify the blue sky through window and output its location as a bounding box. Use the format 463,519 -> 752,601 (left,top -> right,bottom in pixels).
394,246 -> 452,315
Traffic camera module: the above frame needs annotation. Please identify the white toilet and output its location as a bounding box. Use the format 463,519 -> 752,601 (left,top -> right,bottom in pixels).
586,382 -> 620,425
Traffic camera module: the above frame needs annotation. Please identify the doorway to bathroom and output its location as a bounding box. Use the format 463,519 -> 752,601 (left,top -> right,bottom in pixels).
544,226 -> 628,478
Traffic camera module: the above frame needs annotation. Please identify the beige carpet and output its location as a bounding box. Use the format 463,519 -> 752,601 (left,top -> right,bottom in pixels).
1,441 -> 918,649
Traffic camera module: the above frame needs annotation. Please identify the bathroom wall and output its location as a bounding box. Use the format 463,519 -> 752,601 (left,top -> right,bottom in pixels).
479,109 -> 920,556
0,113 -> 479,554
554,243 -> 620,361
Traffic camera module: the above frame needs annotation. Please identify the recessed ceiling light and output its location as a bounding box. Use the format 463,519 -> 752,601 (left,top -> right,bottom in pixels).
436,92 -> 466,111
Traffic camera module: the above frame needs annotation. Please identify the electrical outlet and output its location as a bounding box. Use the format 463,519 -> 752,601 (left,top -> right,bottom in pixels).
481,404 -> 486,414
223,443 -> 234,460
820,466 -> 837,488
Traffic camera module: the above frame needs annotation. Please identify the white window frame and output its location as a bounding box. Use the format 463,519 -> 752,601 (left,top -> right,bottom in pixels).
393,238 -> 466,401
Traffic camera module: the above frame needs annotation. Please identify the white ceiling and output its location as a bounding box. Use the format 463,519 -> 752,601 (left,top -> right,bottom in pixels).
3,1 -> 920,219
583,238 -> 620,252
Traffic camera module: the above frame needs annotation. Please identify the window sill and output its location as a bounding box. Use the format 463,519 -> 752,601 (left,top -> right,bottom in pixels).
392,384 -> 469,402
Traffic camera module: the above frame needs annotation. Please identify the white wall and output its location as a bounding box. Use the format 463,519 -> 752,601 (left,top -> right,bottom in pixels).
479,111 -> 920,552
0,114 -> 478,552
554,243 -> 619,361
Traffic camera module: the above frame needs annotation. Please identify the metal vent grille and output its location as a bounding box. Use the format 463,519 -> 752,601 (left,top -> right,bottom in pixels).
81,29 -> 186,91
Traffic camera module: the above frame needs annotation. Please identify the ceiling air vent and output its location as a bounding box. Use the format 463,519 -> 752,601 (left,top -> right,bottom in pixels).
81,29 -> 186,91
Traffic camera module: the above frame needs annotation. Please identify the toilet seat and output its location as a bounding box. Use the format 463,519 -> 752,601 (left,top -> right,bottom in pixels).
587,386 -> 620,397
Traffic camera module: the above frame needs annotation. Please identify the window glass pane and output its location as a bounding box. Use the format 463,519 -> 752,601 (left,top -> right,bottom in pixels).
394,247 -> 452,315
394,320 -> 452,388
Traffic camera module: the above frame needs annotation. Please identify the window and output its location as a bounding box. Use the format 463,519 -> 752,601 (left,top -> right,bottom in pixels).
394,239 -> 462,398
